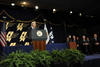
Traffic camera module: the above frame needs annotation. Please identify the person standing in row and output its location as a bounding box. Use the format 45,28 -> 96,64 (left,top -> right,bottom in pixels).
80,35 -> 89,54
91,33 -> 100,54
67,35 -> 79,49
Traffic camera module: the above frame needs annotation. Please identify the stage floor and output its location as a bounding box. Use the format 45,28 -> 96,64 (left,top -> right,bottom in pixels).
81,54 -> 100,67
85,54 -> 100,61
2,43 -> 100,67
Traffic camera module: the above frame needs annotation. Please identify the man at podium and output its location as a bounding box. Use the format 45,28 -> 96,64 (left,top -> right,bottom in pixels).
28,21 -> 38,40
28,21 -> 47,51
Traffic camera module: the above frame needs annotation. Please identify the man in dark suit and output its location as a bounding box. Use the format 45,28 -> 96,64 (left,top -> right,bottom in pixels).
27,21 -> 47,50
27,21 -> 38,49
72,35 -> 79,49
91,33 -> 100,54
28,21 -> 37,40
76,36 -> 80,50
67,35 -> 77,49
80,35 -> 89,54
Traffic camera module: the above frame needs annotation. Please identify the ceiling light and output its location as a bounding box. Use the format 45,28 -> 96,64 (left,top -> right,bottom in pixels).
11,3 -> 15,6
79,13 -> 82,16
35,5 -> 39,10
53,9 -> 56,12
53,9 -> 56,13
20,1 -> 29,7
22,2 -> 27,5
70,11 -> 73,14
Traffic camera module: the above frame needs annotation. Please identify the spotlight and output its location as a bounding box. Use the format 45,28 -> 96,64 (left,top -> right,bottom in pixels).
11,3 -> 15,6
53,9 -> 56,12
22,2 -> 27,5
79,13 -> 82,16
70,11 -> 73,14
53,9 -> 56,13
35,5 -> 39,10
20,1 -> 30,7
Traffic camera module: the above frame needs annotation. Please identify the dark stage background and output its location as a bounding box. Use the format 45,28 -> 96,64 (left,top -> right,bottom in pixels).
0,5 -> 100,46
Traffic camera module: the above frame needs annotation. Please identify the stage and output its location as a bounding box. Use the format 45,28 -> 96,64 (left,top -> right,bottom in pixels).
2,43 -> 100,67
82,54 -> 100,67
3,43 -> 67,55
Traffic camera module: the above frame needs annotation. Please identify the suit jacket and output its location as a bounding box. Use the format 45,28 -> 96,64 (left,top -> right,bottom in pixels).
91,37 -> 100,46
27,27 -> 38,41
79,39 -> 89,50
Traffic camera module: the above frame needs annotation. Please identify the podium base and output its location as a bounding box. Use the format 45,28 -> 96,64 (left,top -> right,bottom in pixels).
68,42 -> 77,49
32,40 -> 46,51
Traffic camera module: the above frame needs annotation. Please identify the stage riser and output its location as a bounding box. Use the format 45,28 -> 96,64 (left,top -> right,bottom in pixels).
3,43 -> 67,55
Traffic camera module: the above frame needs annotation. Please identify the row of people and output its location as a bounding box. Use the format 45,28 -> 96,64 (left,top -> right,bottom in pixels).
66,33 -> 100,55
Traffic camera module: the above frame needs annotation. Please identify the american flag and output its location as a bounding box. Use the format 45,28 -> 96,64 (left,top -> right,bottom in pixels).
0,22 -> 7,47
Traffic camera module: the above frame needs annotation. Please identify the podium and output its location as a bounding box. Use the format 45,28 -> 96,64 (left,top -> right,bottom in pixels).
68,42 -> 77,49
31,30 -> 47,51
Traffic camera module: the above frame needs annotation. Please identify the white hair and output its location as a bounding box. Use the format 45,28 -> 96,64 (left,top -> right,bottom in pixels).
31,21 -> 36,26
